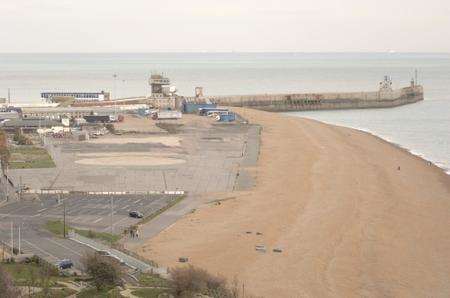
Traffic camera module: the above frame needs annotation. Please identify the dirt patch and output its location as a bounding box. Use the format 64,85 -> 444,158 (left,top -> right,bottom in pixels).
75,153 -> 185,166
88,136 -> 181,147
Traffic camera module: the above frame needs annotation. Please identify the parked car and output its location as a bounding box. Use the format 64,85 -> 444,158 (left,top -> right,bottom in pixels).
129,211 -> 143,218
57,259 -> 73,270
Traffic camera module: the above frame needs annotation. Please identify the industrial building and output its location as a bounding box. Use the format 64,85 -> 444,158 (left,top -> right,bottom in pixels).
21,107 -> 118,120
0,119 -> 62,132
41,91 -> 110,102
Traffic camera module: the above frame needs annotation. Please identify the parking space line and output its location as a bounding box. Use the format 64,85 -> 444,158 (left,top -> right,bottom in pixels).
23,239 -> 59,261
93,217 -> 103,223
47,238 -> 83,257
0,205 -> 32,219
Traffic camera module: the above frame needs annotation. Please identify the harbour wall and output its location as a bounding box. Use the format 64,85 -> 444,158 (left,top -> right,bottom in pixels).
209,86 -> 423,112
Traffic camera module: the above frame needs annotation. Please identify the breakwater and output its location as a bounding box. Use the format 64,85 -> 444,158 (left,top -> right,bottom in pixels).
210,85 -> 423,112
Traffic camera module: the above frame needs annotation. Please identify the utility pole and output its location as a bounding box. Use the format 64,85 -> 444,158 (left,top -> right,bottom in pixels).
162,170 -> 167,190
18,225 -> 21,254
10,222 -> 13,255
415,69 -> 418,85
7,88 -> 10,105
63,197 -> 66,238
19,176 -> 22,200
5,166 -> 8,202
110,194 -> 114,246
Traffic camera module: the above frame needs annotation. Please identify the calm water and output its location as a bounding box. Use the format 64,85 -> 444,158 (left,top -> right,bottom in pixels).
0,52 -> 449,172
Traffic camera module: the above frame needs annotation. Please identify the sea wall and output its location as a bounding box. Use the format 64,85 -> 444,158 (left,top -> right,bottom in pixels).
210,86 -> 423,112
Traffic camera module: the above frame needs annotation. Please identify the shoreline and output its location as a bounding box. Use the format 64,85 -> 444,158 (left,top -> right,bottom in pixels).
289,114 -> 450,176
135,108 -> 450,297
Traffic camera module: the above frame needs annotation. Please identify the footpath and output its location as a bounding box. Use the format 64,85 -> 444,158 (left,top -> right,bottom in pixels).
68,232 -> 168,277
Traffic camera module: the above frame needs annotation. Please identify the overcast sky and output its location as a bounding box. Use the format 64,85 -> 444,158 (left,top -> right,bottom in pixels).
1,0 -> 449,53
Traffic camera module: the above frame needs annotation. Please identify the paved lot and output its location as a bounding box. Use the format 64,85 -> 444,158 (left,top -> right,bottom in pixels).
1,115 -> 259,269
0,219 -> 94,270
0,193 -> 180,270
8,120 -> 250,194
0,193 -> 179,232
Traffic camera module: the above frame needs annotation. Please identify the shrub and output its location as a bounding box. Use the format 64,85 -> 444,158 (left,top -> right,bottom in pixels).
105,124 -> 115,134
0,265 -> 20,298
171,265 -> 233,298
81,252 -> 123,291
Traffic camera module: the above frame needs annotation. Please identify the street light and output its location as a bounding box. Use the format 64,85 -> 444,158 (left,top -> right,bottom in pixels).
113,74 -> 118,100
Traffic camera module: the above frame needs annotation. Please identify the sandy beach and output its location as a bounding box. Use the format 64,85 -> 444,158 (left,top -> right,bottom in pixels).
135,108 -> 450,297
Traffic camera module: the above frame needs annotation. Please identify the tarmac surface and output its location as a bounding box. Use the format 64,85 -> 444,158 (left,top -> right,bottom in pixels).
0,114 -> 260,271
0,190 -> 181,270
8,119 -> 251,194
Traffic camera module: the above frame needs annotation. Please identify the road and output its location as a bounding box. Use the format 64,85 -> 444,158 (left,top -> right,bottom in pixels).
0,193 -> 181,270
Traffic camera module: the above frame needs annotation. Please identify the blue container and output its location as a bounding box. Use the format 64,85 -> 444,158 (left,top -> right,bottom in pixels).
218,113 -> 236,122
183,103 -> 217,114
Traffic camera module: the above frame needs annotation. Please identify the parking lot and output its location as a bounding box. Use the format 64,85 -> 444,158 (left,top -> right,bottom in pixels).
0,114 -> 258,270
7,116 -> 251,194
0,192 -> 181,270
0,193 -> 181,232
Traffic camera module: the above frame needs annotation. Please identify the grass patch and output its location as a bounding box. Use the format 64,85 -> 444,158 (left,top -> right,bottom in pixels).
139,195 -> 185,225
9,146 -> 55,169
45,220 -> 120,244
33,288 -> 77,298
138,273 -> 171,288
131,288 -> 169,298
1,262 -> 72,287
2,263 -> 42,284
77,287 -> 122,298
45,220 -> 70,237
76,229 -> 121,245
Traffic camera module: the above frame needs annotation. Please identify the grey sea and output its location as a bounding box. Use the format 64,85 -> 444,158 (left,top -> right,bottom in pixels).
0,52 -> 449,173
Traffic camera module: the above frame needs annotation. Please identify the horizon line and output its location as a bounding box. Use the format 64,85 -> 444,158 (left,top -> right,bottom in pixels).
0,51 -> 449,55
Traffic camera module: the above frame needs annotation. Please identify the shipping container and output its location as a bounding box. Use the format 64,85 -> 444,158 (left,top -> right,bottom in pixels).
152,110 -> 182,120
218,112 -> 236,122
183,103 -> 217,114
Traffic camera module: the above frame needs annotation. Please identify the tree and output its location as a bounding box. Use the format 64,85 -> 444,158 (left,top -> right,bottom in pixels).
13,128 -> 32,145
0,129 -> 10,174
171,265 -> 234,298
81,252 -> 123,291
105,123 -> 115,134
0,264 -> 20,298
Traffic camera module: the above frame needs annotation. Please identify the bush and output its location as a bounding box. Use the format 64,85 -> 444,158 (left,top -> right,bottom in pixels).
13,129 -> 32,145
81,252 -> 123,291
171,265 -> 233,298
0,265 -> 20,298
105,124 -> 115,134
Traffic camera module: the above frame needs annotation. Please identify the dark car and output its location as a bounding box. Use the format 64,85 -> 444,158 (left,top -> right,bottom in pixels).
129,211 -> 143,218
57,259 -> 73,270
